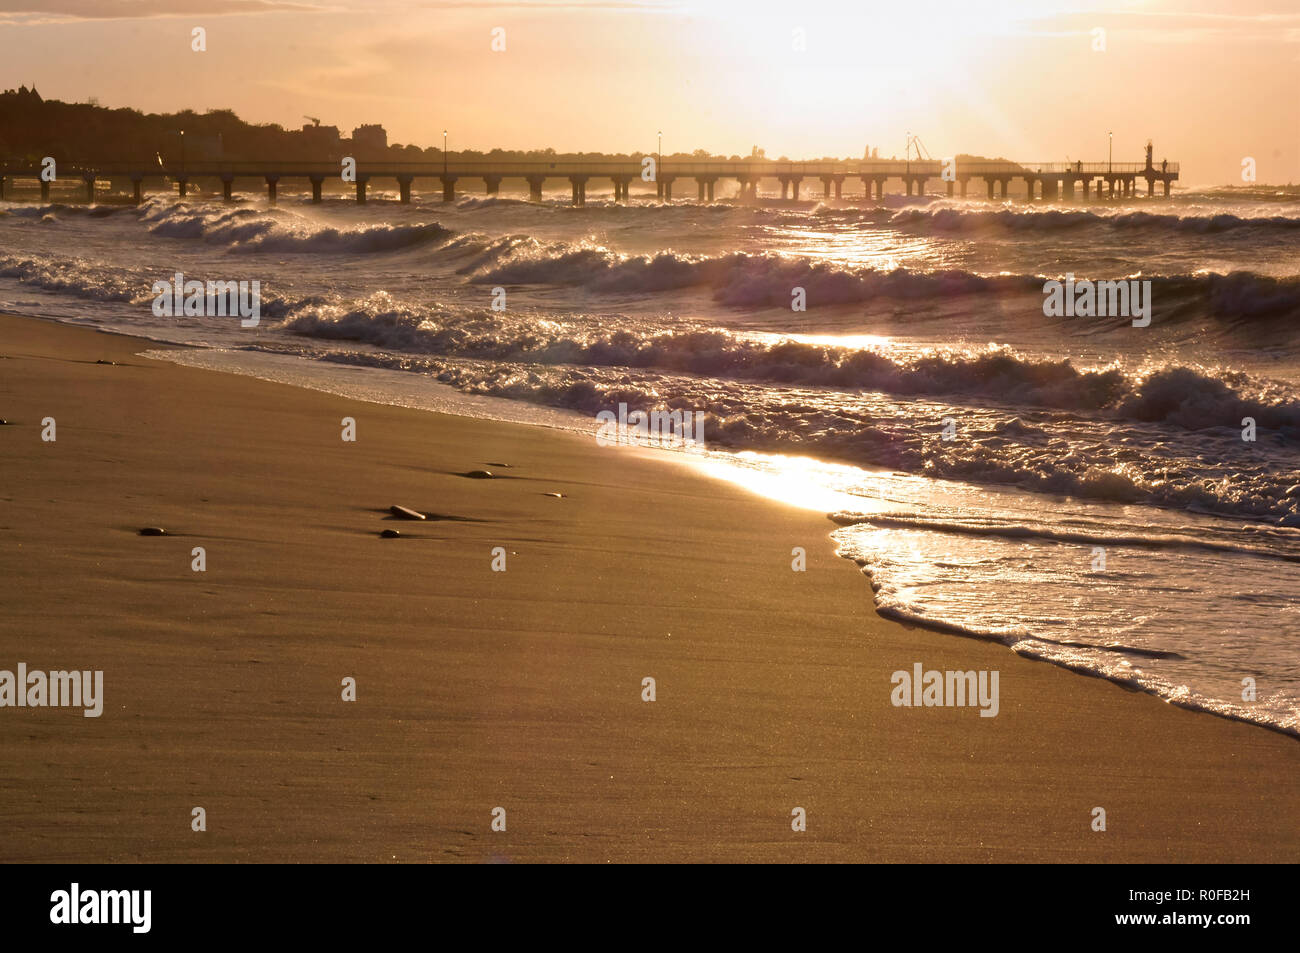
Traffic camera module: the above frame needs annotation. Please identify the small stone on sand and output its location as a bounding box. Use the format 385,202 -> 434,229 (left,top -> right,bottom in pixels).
138,527 -> 167,536
380,529 -> 402,538
467,470 -> 493,479
487,462 -> 512,468
389,505 -> 426,520
544,492 -> 564,498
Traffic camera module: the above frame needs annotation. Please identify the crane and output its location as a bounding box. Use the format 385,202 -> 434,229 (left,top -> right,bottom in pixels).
303,115 -> 320,127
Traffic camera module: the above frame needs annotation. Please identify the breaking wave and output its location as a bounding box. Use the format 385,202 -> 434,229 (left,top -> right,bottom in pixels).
891,205 -> 1300,235
139,201 -> 453,253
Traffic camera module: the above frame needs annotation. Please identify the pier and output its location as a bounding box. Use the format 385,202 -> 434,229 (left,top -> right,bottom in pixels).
0,150 -> 1178,206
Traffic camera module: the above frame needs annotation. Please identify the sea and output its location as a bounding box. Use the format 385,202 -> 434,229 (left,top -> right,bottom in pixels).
3,180 -> 1297,736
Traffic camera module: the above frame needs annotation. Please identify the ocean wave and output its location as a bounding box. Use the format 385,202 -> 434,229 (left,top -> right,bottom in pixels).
139,201 -> 453,253
828,511 -> 1300,562
465,240 -> 1300,322
449,234 -> 549,273
23,197 -> 1300,323
829,520 -> 1300,737
1,202 -> 133,220
1154,271 -> 1300,320
4,248 -> 1297,434
453,196 -> 533,210
0,254 -> 140,302
233,291 -> 1300,433
891,205 -> 1300,234
471,248 -> 1035,304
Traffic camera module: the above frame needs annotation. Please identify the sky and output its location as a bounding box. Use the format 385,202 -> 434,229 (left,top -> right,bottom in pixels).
1,0 -> 1298,184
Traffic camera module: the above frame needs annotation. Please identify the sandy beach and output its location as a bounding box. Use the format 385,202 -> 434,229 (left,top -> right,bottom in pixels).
0,311 -> 1296,863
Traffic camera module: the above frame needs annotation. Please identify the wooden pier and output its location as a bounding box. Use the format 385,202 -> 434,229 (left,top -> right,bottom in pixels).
0,148 -> 1178,206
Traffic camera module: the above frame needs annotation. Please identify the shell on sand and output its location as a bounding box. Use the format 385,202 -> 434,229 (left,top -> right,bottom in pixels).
389,505 -> 427,520
380,529 -> 402,538
138,527 -> 167,536
466,470 -> 493,479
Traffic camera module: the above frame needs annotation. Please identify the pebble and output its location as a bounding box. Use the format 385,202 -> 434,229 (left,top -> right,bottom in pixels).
389,505 -> 426,520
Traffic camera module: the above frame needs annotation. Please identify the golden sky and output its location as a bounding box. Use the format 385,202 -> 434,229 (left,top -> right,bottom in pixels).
2,0 -> 1298,184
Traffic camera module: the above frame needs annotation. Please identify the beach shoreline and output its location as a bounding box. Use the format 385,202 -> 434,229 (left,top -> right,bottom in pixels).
1,311 -> 1296,863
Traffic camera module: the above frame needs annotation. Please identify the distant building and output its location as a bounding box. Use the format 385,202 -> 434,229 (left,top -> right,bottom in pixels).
2,85 -> 44,104
351,124 -> 387,155
300,122 -> 341,153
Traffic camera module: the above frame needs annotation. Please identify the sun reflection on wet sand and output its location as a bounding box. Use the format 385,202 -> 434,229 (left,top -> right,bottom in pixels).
688,449 -> 906,515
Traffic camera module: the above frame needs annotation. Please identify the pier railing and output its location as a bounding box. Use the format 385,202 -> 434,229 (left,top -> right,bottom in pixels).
0,158 -> 1179,178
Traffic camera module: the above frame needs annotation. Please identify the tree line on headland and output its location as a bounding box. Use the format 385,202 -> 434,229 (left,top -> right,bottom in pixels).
0,87 -> 986,167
